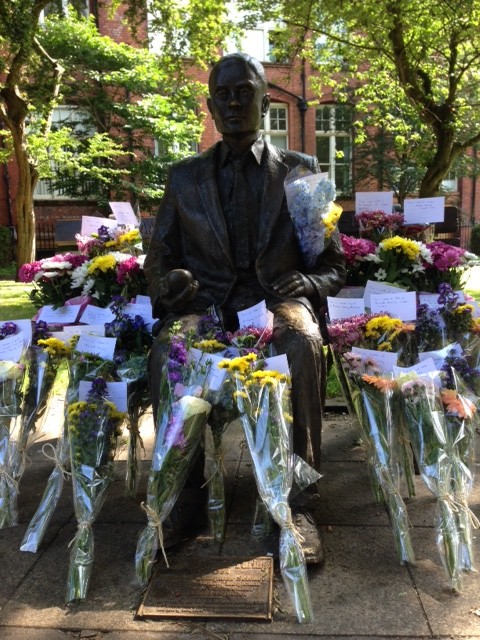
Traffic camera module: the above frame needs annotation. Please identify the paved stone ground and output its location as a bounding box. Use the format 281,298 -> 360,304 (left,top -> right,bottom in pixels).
2,401 -> 480,640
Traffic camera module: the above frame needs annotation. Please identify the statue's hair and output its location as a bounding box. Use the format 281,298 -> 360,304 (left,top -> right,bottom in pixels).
209,53 -> 267,93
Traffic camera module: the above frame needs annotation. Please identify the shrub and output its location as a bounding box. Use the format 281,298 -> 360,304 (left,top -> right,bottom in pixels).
0,226 -> 14,267
471,224 -> 480,256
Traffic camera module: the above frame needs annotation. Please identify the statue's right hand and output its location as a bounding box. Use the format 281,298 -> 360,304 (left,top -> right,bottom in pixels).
160,269 -> 199,309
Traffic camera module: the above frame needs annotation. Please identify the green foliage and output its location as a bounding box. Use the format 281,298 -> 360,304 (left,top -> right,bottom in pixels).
0,226 -> 14,268
470,225 -> 480,256
237,0 -> 480,197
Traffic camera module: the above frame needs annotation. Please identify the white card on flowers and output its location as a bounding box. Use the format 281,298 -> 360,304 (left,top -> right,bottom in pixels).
237,300 -> 273,331
0,331 -> 25,362
37,304 -> 82,325
370,291 -> 417,321
75,335 -> 117,360
403,196 -> 445,224
327,295 -> 365,321
351,346 -> 399,373
355,191 -> 393,214
79,305 -> 115,325
109,202 -> 139,227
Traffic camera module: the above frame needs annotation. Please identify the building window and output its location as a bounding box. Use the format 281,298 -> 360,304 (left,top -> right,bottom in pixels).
40,0 -> 89,19
263,104 -> 288,149
34,106 -> 95,200
442,169 -> 458,192
315,105 -> 352,194
224,21 -> 286,63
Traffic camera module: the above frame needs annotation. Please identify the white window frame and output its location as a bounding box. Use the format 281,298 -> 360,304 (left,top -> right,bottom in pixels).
34,105 -> 96,201
262,103 -> 288,149
315,105 -> 352,194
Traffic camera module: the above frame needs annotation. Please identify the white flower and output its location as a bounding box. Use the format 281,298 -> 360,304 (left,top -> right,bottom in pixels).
374,268 -> 387,281
418,245 -> 433,264
41,260 -> 72,271
81,277 -> 95,295
70,264 -> 88,289
137,254 -> 146,268
178,395 -> 211,421
0,360 -> 23,382
33,270 -> 46,282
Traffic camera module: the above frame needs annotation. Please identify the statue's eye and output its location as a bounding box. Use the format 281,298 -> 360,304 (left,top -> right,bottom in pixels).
215,89 -> 228,100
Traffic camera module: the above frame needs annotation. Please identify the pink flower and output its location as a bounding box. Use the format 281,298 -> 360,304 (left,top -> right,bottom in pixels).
18,261 -> 43,282
426,241 -> 466,271
116,256 -> 140,284
340,234 -> 377,265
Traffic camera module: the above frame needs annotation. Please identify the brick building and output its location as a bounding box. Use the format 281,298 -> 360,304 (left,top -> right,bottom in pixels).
1,1 -> 479,255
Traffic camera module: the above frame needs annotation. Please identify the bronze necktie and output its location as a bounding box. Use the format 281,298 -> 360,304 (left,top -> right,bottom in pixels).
231,157 -> 251,269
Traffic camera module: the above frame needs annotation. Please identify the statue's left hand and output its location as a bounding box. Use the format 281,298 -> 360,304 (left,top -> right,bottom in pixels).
271,270 -> 314,298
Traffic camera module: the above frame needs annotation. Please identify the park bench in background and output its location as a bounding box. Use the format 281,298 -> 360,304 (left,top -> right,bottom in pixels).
54,219 -> 82,252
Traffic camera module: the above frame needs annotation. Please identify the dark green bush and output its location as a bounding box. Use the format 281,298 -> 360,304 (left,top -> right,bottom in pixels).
0,226 -> 14,267
471,224 -> 480,256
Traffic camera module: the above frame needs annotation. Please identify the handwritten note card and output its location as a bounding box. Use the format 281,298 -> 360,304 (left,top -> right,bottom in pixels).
351,346 -> 399,372
124,303 -> 154,331
0,331 -> 25,362
4,319 -> 32,347
80,215 -> 118,236
355,191 -> 393,214
75,335 -> 116,360
109,202 -> 139,227
264,354 -> 291,377
38,304 -> 82,325
370,291 -> 417,321
403,197 -> 445,224
237,300 -> 274,331
327,296 -> 365,321
189,348 -> 227,392
79,305 -> 115,325
79,380 -> 128,412
363,280 -> 405,308
393,358 -> 438,376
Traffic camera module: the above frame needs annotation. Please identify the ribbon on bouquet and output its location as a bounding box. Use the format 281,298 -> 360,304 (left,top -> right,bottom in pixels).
141,501 -> 170,568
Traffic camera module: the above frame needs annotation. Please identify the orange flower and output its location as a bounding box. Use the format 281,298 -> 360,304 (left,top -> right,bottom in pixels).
440,388 -> 477,419
362,374 -> 397,393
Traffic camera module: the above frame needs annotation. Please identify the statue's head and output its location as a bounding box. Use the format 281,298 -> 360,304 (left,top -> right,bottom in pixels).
207,53 -> 270,138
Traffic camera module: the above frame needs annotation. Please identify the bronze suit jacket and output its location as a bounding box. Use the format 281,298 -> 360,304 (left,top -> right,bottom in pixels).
144,141 -> 346,325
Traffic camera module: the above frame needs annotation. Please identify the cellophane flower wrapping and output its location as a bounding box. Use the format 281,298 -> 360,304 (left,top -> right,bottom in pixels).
220,353 -> 313,623
20,354 -> 71,552
117,354 -> 151,498
399,369 -> 479,591
340,354 -> 415,564
66,377 -> 124,602
135,356 -> 214,586
284,167 -> 341,269
0,358 -> 26,529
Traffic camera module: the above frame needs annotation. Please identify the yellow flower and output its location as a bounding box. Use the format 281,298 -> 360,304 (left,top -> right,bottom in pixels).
365,316 -> 403,340
380,236 -> 420,260
118,229 -> 140,245
454,303 -> 475,315
284,412 -> 293,423
324,203 -> 342,238
37,337 -> 71,357
87,254 -> 116,274
193,339 -> 227,353
233,390 -> 248,399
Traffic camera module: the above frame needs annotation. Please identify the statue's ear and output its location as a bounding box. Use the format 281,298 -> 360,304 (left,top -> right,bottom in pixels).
261,94 -> 270,116
207,97 -> 214,116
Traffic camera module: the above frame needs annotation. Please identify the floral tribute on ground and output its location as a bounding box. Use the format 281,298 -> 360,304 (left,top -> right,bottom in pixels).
327,222 -> 480,588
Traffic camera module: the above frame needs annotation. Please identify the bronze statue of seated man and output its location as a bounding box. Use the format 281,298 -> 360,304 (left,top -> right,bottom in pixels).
144,52 -> 346,563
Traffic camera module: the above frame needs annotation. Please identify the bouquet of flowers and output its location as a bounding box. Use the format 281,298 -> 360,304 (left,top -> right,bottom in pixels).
340,234 -> 378,287
0,356 -> 26,529
20,335 -> 72,552
117,354 -> 151,498
284,167 -> 342,268
66,377 -> 125,602
423,242 -> 479,292
69,251 -> 148,308
399,370 -> 479,590
355,209 -> 404,243
339,353 -> 415,563
219,352 -> 314,623
373,235 -> 432,290
76,225 -> 143,258
135,325 -> 216,585
18,253 -> 89,309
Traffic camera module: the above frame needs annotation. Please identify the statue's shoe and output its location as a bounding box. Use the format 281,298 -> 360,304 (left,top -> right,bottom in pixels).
292,508 -> 325,565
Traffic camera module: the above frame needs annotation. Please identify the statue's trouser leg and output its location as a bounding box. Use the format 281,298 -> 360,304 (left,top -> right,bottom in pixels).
270,301 -> 325,476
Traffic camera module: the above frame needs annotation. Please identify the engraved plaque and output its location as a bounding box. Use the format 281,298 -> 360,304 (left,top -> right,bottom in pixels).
136,556 -> 273,621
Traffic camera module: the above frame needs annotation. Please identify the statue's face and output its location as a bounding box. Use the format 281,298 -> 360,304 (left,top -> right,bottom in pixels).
207,58 -> 269,137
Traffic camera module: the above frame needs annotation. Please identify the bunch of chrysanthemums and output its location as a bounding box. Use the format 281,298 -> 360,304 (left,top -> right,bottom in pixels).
19,225 -> 148,309
327,276 -> 480,590
340,232 -> 479,292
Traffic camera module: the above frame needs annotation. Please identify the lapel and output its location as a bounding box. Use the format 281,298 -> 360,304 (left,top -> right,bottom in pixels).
194,144 -> 233,265
258,143 -> 290,249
